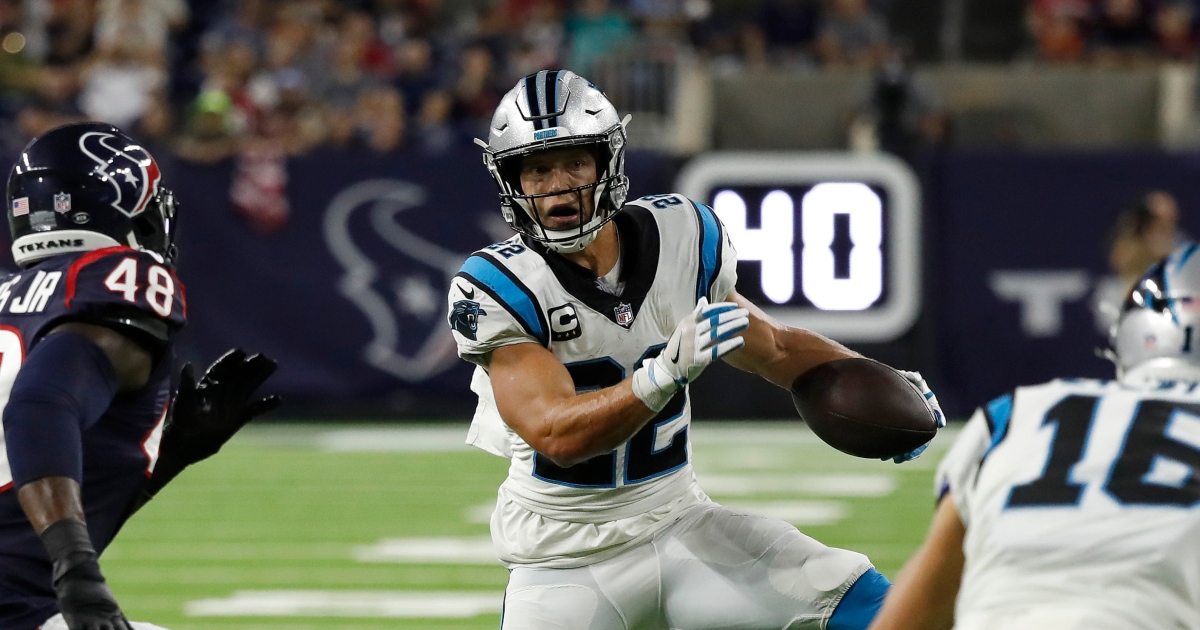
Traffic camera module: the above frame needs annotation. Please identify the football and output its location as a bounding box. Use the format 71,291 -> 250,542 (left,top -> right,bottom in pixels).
790,358 -> 938,459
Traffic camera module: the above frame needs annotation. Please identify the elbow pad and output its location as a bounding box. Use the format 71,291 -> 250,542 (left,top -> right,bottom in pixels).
3,331 -> 119,487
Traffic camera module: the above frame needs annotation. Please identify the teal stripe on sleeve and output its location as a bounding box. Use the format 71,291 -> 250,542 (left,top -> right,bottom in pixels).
459,255 -> 546,345
693,201 -> 721,302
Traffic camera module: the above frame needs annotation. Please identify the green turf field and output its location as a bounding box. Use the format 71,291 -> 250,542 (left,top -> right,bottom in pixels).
101,422 -> 955,629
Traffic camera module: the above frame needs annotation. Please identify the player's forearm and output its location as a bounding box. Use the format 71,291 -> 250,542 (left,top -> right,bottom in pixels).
723,293 -> 859,388
729,321 -> 860,389
523,378 -> 658,467
868,546 -> 957,630
17,477 -> 86,533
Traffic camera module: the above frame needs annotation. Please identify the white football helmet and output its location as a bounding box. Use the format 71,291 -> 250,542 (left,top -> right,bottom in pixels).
1110,242 -> 1200,383
477,69 -> 630,254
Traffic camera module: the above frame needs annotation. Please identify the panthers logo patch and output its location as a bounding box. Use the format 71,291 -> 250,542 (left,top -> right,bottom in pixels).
78,131 -> 161,217
450,299 -> 487,341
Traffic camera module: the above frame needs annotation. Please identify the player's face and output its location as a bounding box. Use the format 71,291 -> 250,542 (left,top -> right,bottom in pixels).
518,146 -> 598,231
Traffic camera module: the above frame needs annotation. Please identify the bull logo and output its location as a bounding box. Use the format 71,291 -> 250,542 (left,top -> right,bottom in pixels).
449,300 -> 487,341
78,131 -> 161,217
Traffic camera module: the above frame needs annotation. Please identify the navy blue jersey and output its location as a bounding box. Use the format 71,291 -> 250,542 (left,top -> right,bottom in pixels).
0,247 -> 186,630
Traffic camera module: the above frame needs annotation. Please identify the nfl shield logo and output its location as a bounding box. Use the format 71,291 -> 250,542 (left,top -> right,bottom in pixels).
53,192 -> 71,214
614,302 -> 634,328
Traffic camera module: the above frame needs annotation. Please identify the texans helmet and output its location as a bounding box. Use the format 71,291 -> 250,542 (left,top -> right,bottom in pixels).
478,69 -> 630,254
1110,242 -> 1200,383
6,122 -> 178,268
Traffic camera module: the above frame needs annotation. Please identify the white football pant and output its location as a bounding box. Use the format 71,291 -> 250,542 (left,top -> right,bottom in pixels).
501,502 -> 872,630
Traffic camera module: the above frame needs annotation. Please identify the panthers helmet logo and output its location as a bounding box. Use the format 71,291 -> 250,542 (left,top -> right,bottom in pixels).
449,299 -> 487,341
78,131 -> 161,217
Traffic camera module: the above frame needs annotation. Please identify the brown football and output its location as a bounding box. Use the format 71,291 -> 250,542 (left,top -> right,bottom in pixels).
790,357 -> 938,459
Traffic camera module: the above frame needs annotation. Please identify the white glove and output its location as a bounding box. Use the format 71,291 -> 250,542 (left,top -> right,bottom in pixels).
632,297 -> 749,411
887,370 -> 946,463
897,370 -> 946,428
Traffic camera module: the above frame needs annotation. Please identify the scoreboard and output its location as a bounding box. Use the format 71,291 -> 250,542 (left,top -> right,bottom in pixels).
675,152 -> 921,343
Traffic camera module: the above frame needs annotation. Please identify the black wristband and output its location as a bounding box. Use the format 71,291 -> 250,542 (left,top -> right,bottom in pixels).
39,519 -> 103,585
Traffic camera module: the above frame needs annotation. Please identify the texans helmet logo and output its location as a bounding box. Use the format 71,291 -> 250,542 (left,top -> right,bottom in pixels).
78,131 -> 161,217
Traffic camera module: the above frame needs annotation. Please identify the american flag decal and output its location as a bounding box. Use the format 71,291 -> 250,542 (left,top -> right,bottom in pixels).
11,197 -> 28,216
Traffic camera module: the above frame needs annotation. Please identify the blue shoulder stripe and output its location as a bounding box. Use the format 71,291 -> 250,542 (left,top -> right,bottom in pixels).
692,201 -> 722,302
980,393 -> 1014,463
457,254 -> 548,346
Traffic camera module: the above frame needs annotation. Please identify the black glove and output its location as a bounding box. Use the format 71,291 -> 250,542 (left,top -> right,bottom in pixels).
41,520 -> 132,630
143,349 -> 280,500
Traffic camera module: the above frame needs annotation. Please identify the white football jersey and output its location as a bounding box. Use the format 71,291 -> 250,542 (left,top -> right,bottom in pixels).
447,194 -> 737,569
937,378 -> 1200,630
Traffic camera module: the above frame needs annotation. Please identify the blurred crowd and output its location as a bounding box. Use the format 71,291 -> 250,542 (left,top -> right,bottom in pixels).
1029,0 -> 1200,63
0,0 -> 1199,162
0,0 -> 903,160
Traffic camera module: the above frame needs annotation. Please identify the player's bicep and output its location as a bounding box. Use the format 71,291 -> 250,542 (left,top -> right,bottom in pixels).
46,322 -> 152,392
722,289 -> 857,388
487,342 -> 576,439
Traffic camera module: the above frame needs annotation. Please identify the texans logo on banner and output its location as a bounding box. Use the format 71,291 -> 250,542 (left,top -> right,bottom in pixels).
78,131 -> 161,217
324,179 -> 502,383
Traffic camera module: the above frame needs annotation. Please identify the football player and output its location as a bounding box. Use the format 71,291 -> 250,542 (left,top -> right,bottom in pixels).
446,70 -> 946,629
0,123 -> 279,630
869,244 -> 1200,630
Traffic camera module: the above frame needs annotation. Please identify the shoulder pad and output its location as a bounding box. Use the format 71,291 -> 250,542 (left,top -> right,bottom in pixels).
454,250 -> 548,347
476,236 -> 535,262
62,247 -> 186,327
627,193 -> 692,212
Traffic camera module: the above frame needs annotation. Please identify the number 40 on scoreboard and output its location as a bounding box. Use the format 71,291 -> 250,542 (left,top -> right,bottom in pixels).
676,152 -> 921,343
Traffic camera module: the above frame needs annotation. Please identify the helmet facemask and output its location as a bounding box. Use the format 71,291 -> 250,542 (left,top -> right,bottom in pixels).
130,186 -> 179,265
489,136 -> 628,254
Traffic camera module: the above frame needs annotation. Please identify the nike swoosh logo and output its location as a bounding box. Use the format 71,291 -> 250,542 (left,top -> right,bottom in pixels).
671,345 -> 680,363
461,285 -> 475,299
584,108 -> 603,116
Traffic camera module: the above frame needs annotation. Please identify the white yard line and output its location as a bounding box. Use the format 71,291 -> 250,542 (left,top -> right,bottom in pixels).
464,503 -> 494,525
185,590 -> 502,618
353,537 -> 498,565
237,422 -> 961,454
697,474 -> 896,497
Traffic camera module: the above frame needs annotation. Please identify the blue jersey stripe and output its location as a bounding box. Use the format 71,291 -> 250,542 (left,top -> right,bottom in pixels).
1176,242 -> 1200,270
692,201 -> 721,302
458,255 -> 547,345
980,393 -> 1014,463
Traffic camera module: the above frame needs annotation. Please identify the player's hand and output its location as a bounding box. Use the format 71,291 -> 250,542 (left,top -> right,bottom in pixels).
632,297 -> 749,411
898,370 -> 945,428
165,349 -> 280,464
56,573 -> 132,630
139,350 -> 279,504
885,370 -> 945,463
